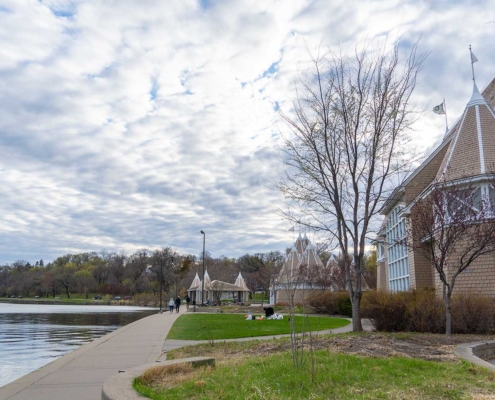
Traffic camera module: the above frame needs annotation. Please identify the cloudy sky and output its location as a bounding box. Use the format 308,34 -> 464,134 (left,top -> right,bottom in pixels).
0,0 -> 493,264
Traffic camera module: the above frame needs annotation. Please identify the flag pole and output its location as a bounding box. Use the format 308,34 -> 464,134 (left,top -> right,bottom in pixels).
443,98 -> 448,134
469,45 -> 476,83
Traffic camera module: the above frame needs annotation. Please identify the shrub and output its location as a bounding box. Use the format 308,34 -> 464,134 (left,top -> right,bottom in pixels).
405,289 -> 445,333
334,293 -> 352,317
306,291 -> 353,317
362,290 -> 495,334
306,292 -> 337,314
451,294 -> 495,334
132,292 -> 160,307
361,290 -> 410,331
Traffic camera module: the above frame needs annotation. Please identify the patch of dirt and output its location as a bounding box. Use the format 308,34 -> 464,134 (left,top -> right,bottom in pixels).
173,332 -> 495,363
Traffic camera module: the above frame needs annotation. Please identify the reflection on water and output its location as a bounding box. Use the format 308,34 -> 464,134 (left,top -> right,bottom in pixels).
0,303 -> 156,387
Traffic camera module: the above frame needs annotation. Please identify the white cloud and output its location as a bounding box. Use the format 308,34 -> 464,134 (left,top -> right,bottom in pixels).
0,0 -> 494,263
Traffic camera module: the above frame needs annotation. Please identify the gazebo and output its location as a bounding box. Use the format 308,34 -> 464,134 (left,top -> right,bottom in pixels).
187,271 -> 250,305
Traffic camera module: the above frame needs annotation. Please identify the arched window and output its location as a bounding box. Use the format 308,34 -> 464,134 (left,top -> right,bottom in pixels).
386,205 -> 409,291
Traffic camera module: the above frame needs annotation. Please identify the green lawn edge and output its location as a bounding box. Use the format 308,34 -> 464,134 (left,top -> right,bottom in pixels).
167,313 -> 350,340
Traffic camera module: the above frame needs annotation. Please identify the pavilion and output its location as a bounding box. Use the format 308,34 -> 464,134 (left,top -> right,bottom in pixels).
187,270 -> 250,305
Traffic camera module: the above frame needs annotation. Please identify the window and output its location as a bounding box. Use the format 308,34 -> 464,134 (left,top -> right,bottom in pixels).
440,184 -> 495,226
377,242 -> 385,262
386,205 -> 409,292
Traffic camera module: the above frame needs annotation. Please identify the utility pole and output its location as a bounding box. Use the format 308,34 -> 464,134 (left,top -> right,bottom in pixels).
159,256 -> 163,314
200,230 -> 205,306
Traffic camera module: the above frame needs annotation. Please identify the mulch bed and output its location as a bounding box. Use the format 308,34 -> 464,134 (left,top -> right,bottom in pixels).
189,332 -> 495,363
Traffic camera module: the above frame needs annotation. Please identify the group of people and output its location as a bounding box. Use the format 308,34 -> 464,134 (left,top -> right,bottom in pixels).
168,295 -> 191,313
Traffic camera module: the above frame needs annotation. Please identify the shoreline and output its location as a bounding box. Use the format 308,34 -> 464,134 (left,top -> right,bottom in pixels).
0,298 -> 157,307
0,298 -> 111,306
0,311 -> 177,400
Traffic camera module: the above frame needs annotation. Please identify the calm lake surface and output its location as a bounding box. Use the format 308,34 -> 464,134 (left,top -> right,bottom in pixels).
0,303 -> 157,387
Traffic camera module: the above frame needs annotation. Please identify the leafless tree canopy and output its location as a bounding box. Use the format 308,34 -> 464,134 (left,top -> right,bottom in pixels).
406,179 -> 495,335
278,39 -> 425,331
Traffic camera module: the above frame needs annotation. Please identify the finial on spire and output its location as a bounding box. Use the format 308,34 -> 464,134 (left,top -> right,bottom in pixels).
469,45 -> 478,84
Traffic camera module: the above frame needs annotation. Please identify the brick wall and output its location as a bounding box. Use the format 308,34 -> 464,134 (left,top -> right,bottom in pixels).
433,245 -> 495,298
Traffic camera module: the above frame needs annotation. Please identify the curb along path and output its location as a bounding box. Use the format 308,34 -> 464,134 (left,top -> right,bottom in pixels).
0,310 -> 183,400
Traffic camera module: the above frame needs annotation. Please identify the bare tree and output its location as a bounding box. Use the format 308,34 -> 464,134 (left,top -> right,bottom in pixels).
278,39 -> 425,331
277,262 -> 315,370
404,179 -> 495,335
238,251 -> 284,305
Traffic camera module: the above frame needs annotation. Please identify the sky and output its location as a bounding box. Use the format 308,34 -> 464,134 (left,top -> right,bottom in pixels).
0,0 -> 494,265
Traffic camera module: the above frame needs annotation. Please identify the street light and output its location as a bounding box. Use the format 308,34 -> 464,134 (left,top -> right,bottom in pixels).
200,230 -> 205,306
159,256 -> 163,314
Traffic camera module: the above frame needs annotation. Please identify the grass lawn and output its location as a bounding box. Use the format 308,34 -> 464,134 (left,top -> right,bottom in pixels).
166,314 -> 349,340
134,348 -> 495,399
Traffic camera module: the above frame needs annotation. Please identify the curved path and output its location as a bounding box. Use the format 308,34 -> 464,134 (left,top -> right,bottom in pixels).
0,311 -> 359,400
0,309 -> 184,400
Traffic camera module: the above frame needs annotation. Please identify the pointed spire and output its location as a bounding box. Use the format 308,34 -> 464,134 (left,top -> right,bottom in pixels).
467,82 -> 488,107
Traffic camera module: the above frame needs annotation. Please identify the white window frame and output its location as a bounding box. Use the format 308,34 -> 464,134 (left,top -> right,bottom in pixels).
386,205 -> 410,292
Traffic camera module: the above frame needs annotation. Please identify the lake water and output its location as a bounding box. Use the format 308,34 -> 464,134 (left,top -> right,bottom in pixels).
0,303 -> 157,387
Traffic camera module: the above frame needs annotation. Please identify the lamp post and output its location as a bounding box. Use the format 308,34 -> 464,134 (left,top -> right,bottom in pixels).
200,230 -> 205,306
159,256 -> 163,314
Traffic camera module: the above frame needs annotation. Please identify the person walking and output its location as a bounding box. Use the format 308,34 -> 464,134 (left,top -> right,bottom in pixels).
175,296 -> 181,313
185,295 -> 190,309
168,298 -> 174,314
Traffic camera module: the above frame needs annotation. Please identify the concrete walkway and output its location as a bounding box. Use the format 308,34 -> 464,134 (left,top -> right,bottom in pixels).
0,309 -> 185,400
0,311 -> 367,400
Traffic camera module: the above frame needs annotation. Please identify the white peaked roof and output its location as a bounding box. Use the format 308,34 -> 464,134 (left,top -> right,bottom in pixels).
234,272 -> 249,291
203,270 -> 212,290
187,270 -> 250,293
187,272 -> 202,291
277,235 -> 323,282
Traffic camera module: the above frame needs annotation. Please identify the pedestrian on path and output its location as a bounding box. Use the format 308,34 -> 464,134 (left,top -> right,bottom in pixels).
175,296 -> 181,313
186,295 -> 190,309
168,298 -> 174,314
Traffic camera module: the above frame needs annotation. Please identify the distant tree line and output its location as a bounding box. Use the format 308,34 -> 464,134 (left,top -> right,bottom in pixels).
0,248 -> 189,299
0,247 -> 376,301
0,248 -> 286,300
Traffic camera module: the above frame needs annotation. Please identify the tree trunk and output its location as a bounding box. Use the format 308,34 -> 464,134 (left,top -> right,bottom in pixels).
66,286 -> 70,298
444,293 -> 452,336
351,292 -> 363,331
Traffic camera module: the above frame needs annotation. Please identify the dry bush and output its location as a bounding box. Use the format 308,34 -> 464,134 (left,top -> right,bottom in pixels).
131,292 -> 159,307
406,290 -> 444,333
307,292 -> 337,314
139,363 -> 194,387
362,290 -> 495,334
361,291 -> 409,331
307,291 -> 352,316
451,294 -> 495,334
